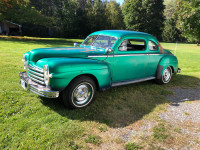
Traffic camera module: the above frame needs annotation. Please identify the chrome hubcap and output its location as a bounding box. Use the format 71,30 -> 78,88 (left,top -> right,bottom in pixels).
73,83 -> 92,105
163,68 -> 171,82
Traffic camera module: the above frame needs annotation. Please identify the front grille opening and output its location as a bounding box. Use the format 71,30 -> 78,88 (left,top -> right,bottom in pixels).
27,65 -> 45,86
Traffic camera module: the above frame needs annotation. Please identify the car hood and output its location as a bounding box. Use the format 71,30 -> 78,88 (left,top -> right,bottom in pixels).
24,46 -> 106,62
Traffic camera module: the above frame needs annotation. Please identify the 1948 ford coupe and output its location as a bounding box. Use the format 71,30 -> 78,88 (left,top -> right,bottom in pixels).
19,30 -> 181,108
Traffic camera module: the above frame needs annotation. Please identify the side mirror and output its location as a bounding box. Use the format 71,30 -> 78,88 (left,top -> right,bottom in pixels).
106,48 -> 113,54
74,43 -> 79,47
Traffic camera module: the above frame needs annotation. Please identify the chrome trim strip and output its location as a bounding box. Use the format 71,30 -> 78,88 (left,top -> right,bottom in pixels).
28,65 -> 44,73
28,72 -> 44,81
27,69 -> 44,77
88,55 -> 113,58
88,53 -> 161,57
28,75 -> 45,85
112,77 -> 156,87
148,54 -> 160,55
114,54 -> 148,57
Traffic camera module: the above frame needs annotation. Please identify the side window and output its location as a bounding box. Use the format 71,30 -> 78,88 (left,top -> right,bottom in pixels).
118,39 -> 146,51
148,41 -> 158,51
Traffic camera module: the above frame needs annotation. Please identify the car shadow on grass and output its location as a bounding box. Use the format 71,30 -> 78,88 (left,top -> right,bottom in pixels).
40,74 -> 200,128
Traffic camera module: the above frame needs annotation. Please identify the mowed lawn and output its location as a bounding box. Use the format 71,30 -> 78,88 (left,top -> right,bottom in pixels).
0,36 -> 200,149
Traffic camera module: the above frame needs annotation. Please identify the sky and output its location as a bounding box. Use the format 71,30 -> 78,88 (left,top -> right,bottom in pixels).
116,0 -> 124,5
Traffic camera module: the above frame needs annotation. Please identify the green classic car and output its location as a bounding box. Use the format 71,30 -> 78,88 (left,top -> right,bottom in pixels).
19,30 -> 181,108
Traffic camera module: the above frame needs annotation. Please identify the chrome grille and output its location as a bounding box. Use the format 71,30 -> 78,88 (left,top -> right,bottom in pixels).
27,65 -> 45,85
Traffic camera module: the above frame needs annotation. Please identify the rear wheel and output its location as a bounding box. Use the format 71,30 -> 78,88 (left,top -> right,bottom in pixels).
62,76 -> 96,109
156,67 -> 172,84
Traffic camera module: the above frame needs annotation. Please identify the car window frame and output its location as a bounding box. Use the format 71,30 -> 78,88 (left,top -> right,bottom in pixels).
148,40 -> 159,51
81,34 -> 118,49
116,37 -> 148,54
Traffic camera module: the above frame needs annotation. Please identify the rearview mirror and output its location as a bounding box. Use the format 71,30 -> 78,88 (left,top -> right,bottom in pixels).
106,48 -> 113,54
74,43 -> 79,47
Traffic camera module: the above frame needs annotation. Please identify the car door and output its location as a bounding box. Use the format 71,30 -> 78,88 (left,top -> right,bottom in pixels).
146,40 -> 164,77
112,37 -> 149,82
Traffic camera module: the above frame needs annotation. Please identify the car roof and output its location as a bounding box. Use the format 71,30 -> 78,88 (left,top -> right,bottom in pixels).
89,30 -> 156,40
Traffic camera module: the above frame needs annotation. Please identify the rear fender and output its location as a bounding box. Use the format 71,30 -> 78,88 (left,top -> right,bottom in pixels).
156,55 -> 178,79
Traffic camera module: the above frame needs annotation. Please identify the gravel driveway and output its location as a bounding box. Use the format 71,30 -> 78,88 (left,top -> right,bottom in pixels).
159,87 -> 200,124
98,87 -> 200,150
159,87 -> 200,149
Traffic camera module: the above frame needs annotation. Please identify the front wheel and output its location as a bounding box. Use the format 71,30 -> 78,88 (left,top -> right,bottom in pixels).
62,76 -> 96,109
156,67 -> 172,84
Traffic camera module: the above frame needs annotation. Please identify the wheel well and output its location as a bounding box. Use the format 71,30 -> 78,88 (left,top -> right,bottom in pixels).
170,66 -> 174,73
70,74 -> 99,90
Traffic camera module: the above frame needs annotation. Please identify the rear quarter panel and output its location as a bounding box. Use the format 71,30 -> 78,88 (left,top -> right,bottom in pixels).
158,55 -> 178,76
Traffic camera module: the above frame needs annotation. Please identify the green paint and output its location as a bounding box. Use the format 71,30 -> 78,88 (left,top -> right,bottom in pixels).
23,30 -> 179,91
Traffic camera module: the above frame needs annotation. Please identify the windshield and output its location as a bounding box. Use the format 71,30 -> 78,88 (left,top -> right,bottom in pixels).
82,35 -> 117,49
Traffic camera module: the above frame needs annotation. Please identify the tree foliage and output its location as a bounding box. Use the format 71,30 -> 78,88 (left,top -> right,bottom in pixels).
105,0 -> 124,29
162,0 -> 181,42
0,0 -> 53,27
122,0 -> 143,31
164,0 -> 177,19
55,0 -> 84,37
122,0 -> 165,40
89,0 -> 105,32
143,0 -> 165,40
162,18 -> 180,42
1,0 -> 198,43
175,0 -> 200,42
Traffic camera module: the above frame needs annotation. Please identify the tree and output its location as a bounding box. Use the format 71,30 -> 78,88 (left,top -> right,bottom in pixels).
85,0 -> 106,33
164,0 -> 177,19
0,0 -> 27,21
175,0 -> 200,43
105,0 -> 124,29
122,0 -> 143,31
162,18 -> 180,42
122,0 -> 165,40
0,0 -> 53,27
142,0 -> 165,40
55,0 -> 84,38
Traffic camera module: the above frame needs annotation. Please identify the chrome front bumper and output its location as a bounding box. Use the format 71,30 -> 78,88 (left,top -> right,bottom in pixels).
19,72 -> 59,98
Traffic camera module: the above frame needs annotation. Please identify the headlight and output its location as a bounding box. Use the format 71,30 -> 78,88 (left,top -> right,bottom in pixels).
22,54 -> 26,62
22,54 -> 28,70
44,65 -> 50,86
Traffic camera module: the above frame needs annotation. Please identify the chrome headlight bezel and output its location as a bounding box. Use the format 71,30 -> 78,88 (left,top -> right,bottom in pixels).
22,54 -> 26,62
22,54 -> 28,70
44,65 -> 50,86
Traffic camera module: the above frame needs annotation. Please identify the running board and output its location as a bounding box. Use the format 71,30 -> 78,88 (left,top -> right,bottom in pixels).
111,77 -> 156,87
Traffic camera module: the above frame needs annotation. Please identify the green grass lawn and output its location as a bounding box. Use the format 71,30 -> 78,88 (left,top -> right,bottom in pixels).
0,36 -> 200,149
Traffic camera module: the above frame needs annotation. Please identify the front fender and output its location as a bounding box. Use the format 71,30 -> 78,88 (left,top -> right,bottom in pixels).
36,58 -> 111,91
157,55 -> 178,79
50,69 -> 111,91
